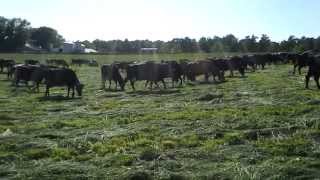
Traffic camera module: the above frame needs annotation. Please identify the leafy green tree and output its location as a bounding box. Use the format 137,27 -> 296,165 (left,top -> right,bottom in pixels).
258,34 -> 271,52
0,17 -> 30,52
30,27 -> 64,50
222,34 -> 239,52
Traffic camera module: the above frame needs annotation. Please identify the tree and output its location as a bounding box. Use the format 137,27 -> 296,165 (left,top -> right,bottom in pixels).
222,34 -> 239,52
239,35 -> 258,52
31,26 -> 64,50
0,17 -> 30,52
199,37 -> 211,53
258,34 -> 271,52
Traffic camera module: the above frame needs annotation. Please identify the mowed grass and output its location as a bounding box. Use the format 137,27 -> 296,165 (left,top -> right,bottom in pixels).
0,53 -> 320,179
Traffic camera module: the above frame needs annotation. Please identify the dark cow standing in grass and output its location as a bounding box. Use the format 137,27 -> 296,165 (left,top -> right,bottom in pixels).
209,57 -> 245,77
178,59 -> 190,81
228,56 -> 246,77
186,60 -> 224,82
0,59 -> 15,75
101,64 -> 125,91
289,52 -> 311,75
13,65 -> 45,91
242,55 -> 256,72
305,55 -> 320,89
125,61 -> 170,90
251,54 -> 267,70
44,68 -> 84,98
161,60 -> 184,87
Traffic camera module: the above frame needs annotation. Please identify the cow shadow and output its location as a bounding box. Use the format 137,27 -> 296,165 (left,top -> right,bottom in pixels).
226,75 -> 248,79
198,81 -> 226,85
127,89 -> 181,95
38,95 -> 81,102
103,88 -> 124,92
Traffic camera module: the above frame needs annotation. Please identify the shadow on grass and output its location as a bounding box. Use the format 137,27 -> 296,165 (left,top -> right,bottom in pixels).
198,81 -> 226,85
38,95 -> 81,102
127,89 -> 181,95
102,88 -> 124,92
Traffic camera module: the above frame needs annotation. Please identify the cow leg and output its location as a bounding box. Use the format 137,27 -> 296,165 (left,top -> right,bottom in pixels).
130,80 -> 135,91
108,80 -> 112,89
150,81 -> 154,90
67,87 -> 70,97
315,75 -> 320,89
298,66 -> 302,75
293,64 -> 297,74
171,78 -> 175,88
115,81 -> 118,90
45,86 -> 49,97
145,81 -> 149,88
72,87 -> 75,98
101,79 -> 106,89
239,68 -> 245,77
205,73 -> 209,82
161,79 -> 167,89
305,73 -> 311,89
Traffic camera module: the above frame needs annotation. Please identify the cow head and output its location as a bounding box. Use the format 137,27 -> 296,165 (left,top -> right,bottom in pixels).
76,84 -> 84,96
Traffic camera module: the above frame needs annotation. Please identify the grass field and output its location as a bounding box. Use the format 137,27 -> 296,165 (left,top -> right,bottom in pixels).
1,53 -> 320,179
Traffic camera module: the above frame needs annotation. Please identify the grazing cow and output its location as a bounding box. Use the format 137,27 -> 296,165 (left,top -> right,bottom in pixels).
43,68 -> 84,98
101,64 -> 125,90
186,60 -> 224,82
13,65 -> 46,91
305,55 -> 320,89
25,59 -> 39,65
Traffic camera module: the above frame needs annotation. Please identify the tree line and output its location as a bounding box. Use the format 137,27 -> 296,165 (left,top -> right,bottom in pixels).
85,35 -> 320,54
0,16 -> 64,52
1,16 -> 320,54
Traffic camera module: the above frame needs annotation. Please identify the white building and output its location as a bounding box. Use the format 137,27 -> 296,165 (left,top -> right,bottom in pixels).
51,42 -> 98,53
140,48 -> 158,53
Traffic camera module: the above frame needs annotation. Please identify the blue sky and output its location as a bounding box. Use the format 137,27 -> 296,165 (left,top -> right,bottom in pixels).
1,0 -> 319,42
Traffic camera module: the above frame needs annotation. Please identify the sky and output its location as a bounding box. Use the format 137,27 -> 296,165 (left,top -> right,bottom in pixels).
1,0 -> 319,42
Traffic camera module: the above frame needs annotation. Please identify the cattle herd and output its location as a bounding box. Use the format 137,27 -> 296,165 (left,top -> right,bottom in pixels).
0,51 -> 319,98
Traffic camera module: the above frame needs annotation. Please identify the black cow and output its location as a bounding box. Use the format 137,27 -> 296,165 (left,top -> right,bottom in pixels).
13,65 -> 46,91
162,60 -> 184,87
101,64 -> 125,91
242,55 -> 256,72
44,68 -> 84,98
305,55 -> 320,89
290,52 -> 311,75
186,60 -> 224,82
0,59 -> 15,74
210,57 -> 245,77
125,61 -> 168,90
